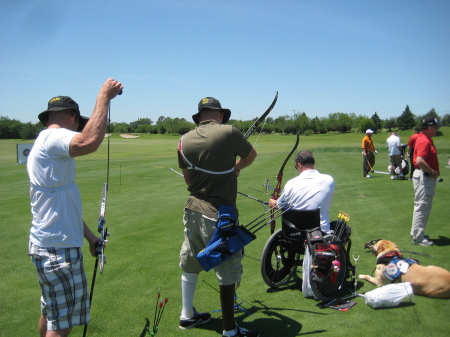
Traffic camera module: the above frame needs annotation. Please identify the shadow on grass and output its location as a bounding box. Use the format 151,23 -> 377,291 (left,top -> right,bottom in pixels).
248,299 -> 329,336
195,286 -> 331,337
264,274 -> 365,303
431,235 -> 450,247
195,315 -> 311,337
265,274 -> 302,293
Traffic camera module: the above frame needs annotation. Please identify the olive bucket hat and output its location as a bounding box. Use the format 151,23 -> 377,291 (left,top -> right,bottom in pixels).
192,97 -> 231,125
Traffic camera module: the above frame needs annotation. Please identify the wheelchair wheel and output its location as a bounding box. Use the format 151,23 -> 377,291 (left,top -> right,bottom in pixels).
261,229 -> 299,288
309,245 -> 348,301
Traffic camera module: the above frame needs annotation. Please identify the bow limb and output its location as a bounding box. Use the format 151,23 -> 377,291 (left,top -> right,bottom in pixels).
244,91 -> 278,139
269,132 -> 300,233
140,318 -> 151,337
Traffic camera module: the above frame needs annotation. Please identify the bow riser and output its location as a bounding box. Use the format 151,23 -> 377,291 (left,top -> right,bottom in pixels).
96,182 -> 109,273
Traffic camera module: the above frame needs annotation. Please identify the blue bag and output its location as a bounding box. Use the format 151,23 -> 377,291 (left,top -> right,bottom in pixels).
197,205 -> 256,271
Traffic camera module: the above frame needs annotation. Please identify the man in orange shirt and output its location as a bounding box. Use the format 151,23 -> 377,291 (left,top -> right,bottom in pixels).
362,129 -> 378,178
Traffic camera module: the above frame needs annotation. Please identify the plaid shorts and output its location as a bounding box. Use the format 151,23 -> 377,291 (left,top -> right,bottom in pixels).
29,242 -> 90,331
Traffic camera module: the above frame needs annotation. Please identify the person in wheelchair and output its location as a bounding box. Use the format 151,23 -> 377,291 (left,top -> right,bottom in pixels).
268,150 -> 335,234
264,151 -> 352,300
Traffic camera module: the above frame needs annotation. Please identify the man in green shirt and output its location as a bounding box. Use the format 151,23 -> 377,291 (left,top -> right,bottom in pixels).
177,97 -> 258,337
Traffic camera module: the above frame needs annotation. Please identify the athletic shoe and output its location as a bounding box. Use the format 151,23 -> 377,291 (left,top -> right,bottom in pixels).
223,324 -> 260,337
365,175 -> 371,178
412,238 -> 433,246
179,308 -> 211,330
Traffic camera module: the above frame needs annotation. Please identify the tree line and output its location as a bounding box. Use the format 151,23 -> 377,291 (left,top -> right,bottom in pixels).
1,105 -> 448,140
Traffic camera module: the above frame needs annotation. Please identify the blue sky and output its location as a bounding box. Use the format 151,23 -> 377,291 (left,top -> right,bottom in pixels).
1,0 -> 449,124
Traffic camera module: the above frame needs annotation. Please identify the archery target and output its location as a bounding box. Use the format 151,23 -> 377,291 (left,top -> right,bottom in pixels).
17,143 -> 34,164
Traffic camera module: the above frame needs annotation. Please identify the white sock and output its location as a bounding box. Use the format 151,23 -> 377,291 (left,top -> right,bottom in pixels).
224,323 -> 238,336
181,272 -> 198,319
224,327 -> 238,336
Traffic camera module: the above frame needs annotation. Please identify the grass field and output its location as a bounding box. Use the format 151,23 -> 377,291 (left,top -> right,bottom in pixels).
1,129 -> 449,337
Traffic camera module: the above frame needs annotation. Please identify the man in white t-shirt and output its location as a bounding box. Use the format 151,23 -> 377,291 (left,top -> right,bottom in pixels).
386,132 -> 403,180
27,78 -> 123,337
268,150 -> 334,233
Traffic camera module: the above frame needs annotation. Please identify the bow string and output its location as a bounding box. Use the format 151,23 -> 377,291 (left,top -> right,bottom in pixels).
244,91 -> 278,139
83,99 -> 114,337
235,92 -> 278,208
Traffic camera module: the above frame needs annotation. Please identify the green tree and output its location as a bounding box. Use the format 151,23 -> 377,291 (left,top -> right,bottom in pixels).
358,117 -> 376,133
0,116 -> 23,139
384,118 -> 397,132
20,122 -> 38,140
371,112 -> 382,132
292,112 -> 310,134
156,116 -> 167,134
441,113 -> 450,126
396,105 -> 415,130
273,115 -> 290,133
327,112 -> 352,133
177,120 -> 194,134
135,124 -> 154,133
130,118 -> 153,131
316,117 -> 328,134
163,117 -> 177,133
114,122 -> 132,133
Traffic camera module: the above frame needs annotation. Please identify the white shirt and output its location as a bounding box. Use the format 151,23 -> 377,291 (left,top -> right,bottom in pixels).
277,169 -> 334,233
27,128 -> 84,248
386,134 -> 401,156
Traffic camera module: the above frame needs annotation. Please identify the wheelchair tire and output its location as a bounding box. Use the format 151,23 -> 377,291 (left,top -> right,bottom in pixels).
261,229 -> 299,288
309,245 -> 348,301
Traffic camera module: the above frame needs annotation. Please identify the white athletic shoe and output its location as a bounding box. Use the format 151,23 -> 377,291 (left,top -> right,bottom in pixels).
412,238 -> 433,246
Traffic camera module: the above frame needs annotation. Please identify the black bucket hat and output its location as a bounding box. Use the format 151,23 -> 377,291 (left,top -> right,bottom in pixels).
192,97 -> 231,125
38,96 -> 89,132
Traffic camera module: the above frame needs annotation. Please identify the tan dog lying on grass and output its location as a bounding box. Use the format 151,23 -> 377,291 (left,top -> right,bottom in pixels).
359,239 -> 450,299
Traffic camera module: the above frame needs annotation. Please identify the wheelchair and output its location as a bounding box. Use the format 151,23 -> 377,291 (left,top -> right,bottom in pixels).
260,209 -> 354,301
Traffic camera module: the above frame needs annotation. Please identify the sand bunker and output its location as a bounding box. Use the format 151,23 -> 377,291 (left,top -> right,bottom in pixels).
120,134 -> 140,138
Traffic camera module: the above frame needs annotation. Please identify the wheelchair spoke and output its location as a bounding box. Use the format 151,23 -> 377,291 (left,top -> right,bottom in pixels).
261,229 -> 299,287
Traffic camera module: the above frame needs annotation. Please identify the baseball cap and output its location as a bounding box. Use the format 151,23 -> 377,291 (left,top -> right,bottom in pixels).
38,96 -> 89,132
422,116 -> 441,127
366,129 -> 374,134
192,97 -> 231,125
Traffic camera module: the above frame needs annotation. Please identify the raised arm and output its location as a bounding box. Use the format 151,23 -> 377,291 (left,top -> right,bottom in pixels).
70,78 -> 123,157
